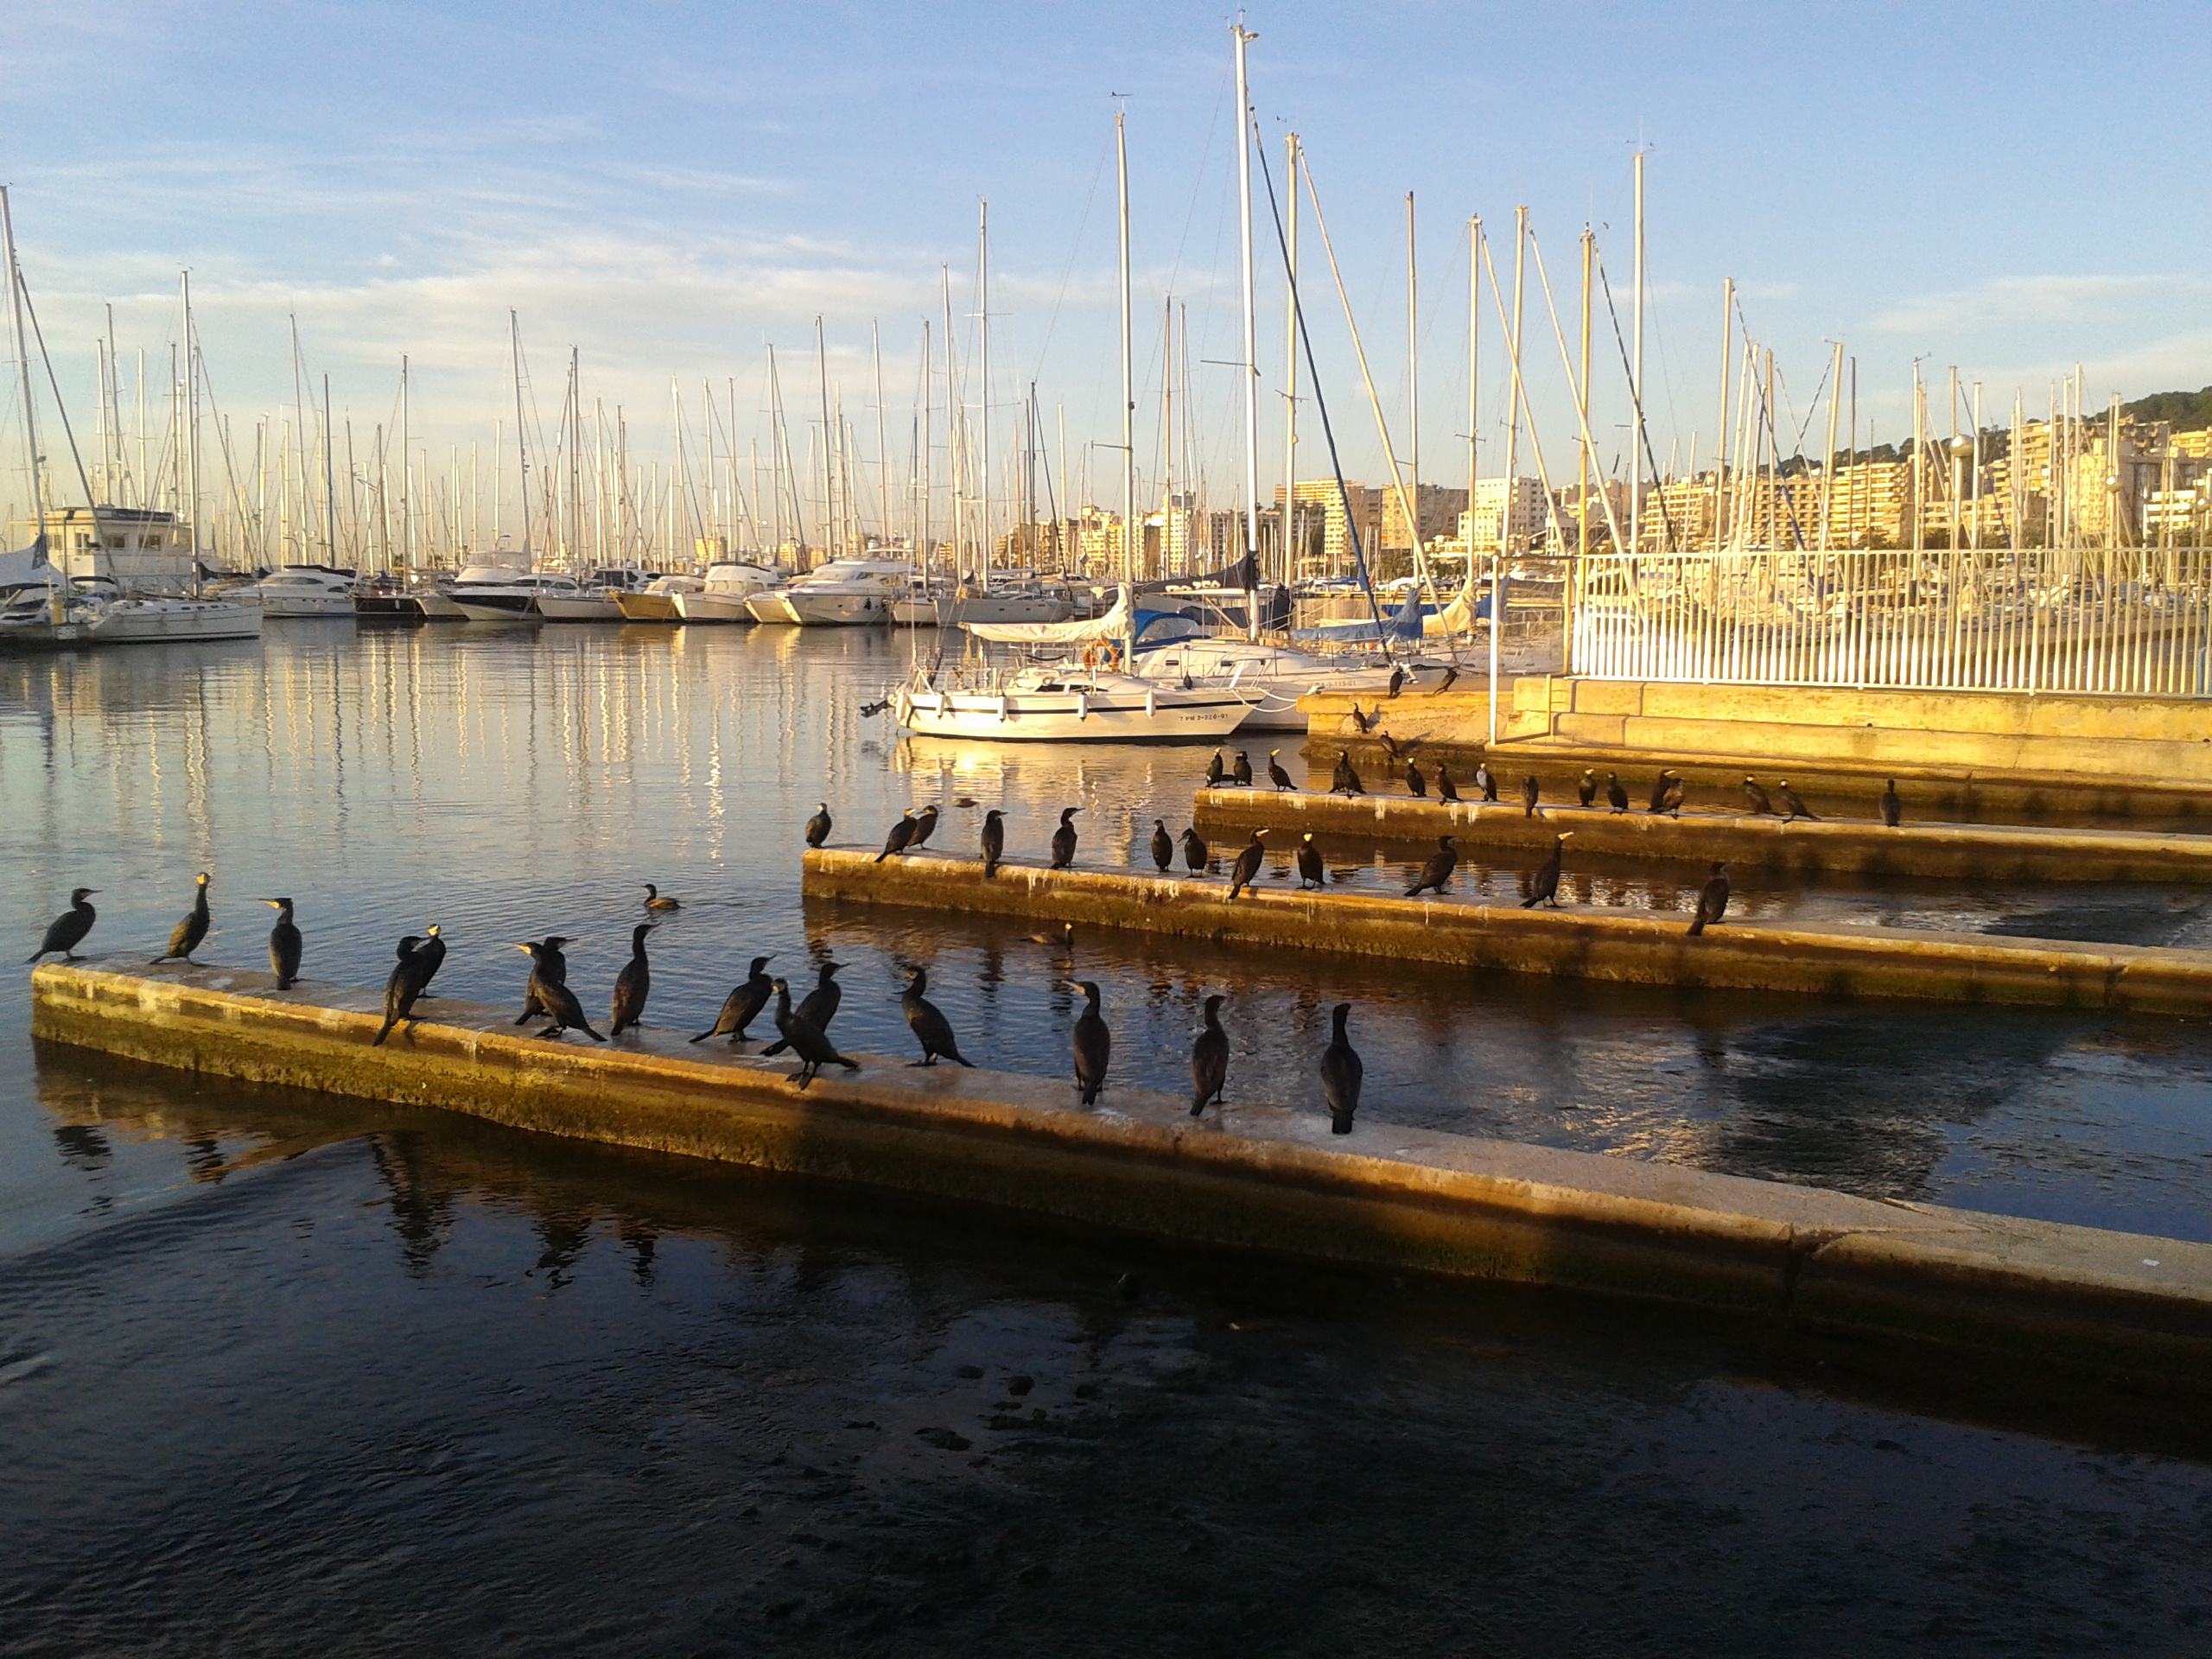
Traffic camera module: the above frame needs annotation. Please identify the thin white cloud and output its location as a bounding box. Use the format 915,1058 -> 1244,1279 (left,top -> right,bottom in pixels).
1867,274 -> 2212,337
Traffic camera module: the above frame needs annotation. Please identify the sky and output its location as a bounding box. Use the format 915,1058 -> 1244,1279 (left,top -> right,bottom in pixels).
3,0 -> 2209,537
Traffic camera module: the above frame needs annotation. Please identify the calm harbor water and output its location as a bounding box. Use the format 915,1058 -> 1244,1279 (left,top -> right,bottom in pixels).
3,620 -> 2211,1654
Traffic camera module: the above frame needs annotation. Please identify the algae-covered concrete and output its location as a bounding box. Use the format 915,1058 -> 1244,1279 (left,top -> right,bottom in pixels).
29,956 -> 2212,1393
1191,785 -> 2212,881
801,847 -> 2212,1013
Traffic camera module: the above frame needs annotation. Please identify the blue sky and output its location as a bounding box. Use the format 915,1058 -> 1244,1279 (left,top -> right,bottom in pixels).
4,0 -> 2209,526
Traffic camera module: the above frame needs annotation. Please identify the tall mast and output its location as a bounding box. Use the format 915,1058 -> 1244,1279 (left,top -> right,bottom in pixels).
1495,207 -> 1527,745
185,272 -> 202,577
1281,133 -> 1300,586
815,315 -> 834,558
510,309 -> 531,562
977,200 -> 991,576
1233,20 -> 1262,633
321,374 -> 337,563
1,187 -> 51,601
1406,190 -> 1418,578
1713,278 -> 1732,553
1116,108 -> 1135,583
1578,228 -> 1592,554
1630,147 -> 1645,557
1467,215 -> 1479,643
400,353 -> 412,570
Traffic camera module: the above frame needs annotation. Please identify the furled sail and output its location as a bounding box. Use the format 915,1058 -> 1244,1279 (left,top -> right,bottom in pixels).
964,584 -> 1130,644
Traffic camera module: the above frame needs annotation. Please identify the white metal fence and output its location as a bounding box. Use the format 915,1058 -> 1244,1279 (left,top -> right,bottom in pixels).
1568,545 -> 2212,697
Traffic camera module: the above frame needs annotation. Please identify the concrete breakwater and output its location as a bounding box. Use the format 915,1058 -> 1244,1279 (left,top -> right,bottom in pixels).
801,847 -> 2212,1013
28,957 -> 2212,1394
1190,785 -> 2212,881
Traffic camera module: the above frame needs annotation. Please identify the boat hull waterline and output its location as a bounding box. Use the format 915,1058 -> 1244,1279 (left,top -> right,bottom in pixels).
897,684 -> 1256,741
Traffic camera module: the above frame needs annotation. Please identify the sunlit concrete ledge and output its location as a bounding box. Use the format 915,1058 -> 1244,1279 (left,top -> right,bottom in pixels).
28,956 -> 2212,1395
1191,785 -> 2212,881
801,848 -> 2212,1014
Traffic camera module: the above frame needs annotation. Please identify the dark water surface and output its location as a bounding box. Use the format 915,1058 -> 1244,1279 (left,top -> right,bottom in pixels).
4,622 -> 2212,1655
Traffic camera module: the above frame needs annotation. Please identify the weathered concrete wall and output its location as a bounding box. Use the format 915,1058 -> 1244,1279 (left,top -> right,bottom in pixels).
1190,785 -> 2212,881
29,957 -> 2212,1394
801,848 -> 2212,1014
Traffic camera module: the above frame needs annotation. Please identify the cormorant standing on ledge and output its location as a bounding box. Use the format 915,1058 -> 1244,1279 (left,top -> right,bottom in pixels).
1227,830 -> 1267,899
1320,1003 -> 1363,1135
27,888 -> 99,963
1387,665 -> 1406,698
372,936 -> 434,1046
1880,779 -> 1903,828
1205,750 -> 1228,787
1180,826 -> 1209,873
152,872 -> 212,965
1232,750 -> 1253,787
901,967 -> 974,1067
1473,760 -> 1498,802
1296,831 -> 1325,890
1435,763 -> 1460,803
1688,862 -> 1731,937
1605,772 -> 1630,814
770,978 -> 859,1089
263,898 -> 302,988
1405,835 -> 1458,898
804,803 -> 833,848
981,809 -> 1006,878
643,883 -> 681,912
1149,819 -> 1174,873
513,936 -> 572,1025
1521,774 -> 1541,818
874,810 -> 919,863
1190,994 -> 1229,1116
1776,781 -> 1816,822
1741,777 -> 1774,816
1268,751 -> 1294,791
1405,760 -> 1427,798
760,961 -> 843,1057
1649,770 -> 1685,817
1331,752 -> 1364,797
1577,769 -> 1598,807
1522,833 -> 1573,908
692,955 -> 775,1043
1050,806 -> 1082,869
413,924 -> 447,994
908,804 -> 942,849
610,922 -> 655,1037
1071,981 -> 1111,1107
513,940 -> 605,1041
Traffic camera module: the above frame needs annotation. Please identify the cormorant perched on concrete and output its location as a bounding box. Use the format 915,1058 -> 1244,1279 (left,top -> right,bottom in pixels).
643,883 -> 681,912
1231,750 -> 1253,787
1577,769 -> 1598,807
1387,664 -> 1406,698
874,810 -> 920,863
1268,751 -> 1294,791
908,804 -> 942,849
804,803 -> 834,848
1522,832 -> 1573,908
1227,829 -> 1268,899
610,922 -> 655,1037
1775,781 -> 1817,822
262,898 -> 302,988
1473,761 -> 1498,803
760,961 -> 844,1056
1649,770 -> 1686,817
1071,981 -> 1111,1106
770,978 -> 859,1089
1048,806 -> 1083,869
1295,831 -> 1325,890
1405,835 -> 1458,898
372,936 -> 435,1046
1605,772 -> 1630,814
1521,775 -> 1541,818
1190,994 -> 1229,1116
1405,760 -> 1427,798
1320,1003 -> 1363,1135
1879,779 -> 1903,828
1180,826 -> 1209,873
513,940 -> 606,1041
1741,777 -> 1775,816
1149,819 -> 1174,873
1331,752 -> 1364,797
1687,861 -> 1731,937
981,809 -> 1006,878
151,872 -> 212,965
1348,703 -> 1374,734
901,967 -> 974,1067
512,936 -> 573,1025
413,924 -> 447,994
27,888 -> 99,963
1205,750 -> 1228,787
692,955 -> 775,1043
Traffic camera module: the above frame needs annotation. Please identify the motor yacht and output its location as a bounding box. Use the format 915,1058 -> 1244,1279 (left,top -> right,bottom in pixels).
673,561 -> 782,622
445,566 -> 572,621
747,557 -> 912,626
613,572 -> 702,621
895,661 -> 1258,741
534,569 -> 652,622
239,565 -> 358,617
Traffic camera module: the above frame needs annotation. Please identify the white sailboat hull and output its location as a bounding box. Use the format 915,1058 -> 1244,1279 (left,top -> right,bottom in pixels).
256,590 -> 354,618
784,589 -> 893,626
897,681 -> 1255,741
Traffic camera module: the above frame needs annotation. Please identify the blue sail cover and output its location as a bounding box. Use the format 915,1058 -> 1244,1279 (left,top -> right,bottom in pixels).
1384,588 -> 1427,639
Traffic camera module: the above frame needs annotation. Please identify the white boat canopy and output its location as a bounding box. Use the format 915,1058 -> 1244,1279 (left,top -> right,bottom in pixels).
0,534 -> 55,588
965,584 -> 1130,645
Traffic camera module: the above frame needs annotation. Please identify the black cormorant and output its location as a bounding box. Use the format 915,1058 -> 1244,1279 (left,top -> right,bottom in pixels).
513,941 -> 606,1041
26,888 -> 99,963
413,924 -> 447,993
1227,829 -> 1267,899
1435,764 -> 1460,803
1687,861 -> 1731,937
770,977 -> 859,1089
1071,981 -> 1111,1106
804,803 -> 834,848
1577,769 -> 1598,807
1295,831 -> 1325,890
1268,751 -> 1294,791
1741,777 -> 1775,816
1405,835 -> 1458,898
1180,826 -> 1209,873
1605,772 -> 1629,814
1149,819 -> 1173,873
1320,1003 -> 1363,1135
1775,781 -> 1816,822
1205,750 -> 1228,787
1521,832 -> 1573,908
1521,774 -> 1540,817
1387,665 -> 1405,698
981,809 -> 1006,877
1049,806 -> 1082,869
1405,760 -> 1427,798
1230,750 -> 1252,787
692,955 -> 775,1043
900,967 -> 974,1067
759,961 -> 843,1056
151,872 -> 212,965
1027,922 -> 1076,953
1349,703 -> 1374,734
1649,770 -> 1685,817
512,935 -> 571,1025
1879,779 -> 1902,828
262,898 -> 302,988
1473,761 -> 1498,802
1190,994 -> 1228,1116
372,936 -> 435,1046
1331,752 -> 1364,797
1433,664 -> 1459,693
908,804 -> 942,849
610,922 -> 655,1036
643,883 -> 681,912
874,810 -> 920,863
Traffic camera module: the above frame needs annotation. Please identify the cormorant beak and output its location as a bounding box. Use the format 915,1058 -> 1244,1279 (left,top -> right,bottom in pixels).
510,943 -> 532,953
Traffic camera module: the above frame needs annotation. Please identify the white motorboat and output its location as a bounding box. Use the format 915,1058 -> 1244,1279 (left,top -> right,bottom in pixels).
613,573 -> 702,621
748,556 -> 912,625
896,663 -> 1257,741
0,579 -> 262,646
445,566 -> 575,621
240,564 -> 358,617
673,561 -> 782,622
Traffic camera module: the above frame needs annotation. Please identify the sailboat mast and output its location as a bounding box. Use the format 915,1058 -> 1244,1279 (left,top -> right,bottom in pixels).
1630,148 -> 1645,557
400,354 -> 412,571
1281,133 -> 1299,586
321,374 -> 337,563
185,272 -> 203,578
1116,109 -> 1134,583
815,315 -> 834,560
0,187 -> 52,602
977,200 -> 990,580
510,309 -> 531,562
1233,20 -> 1262,635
